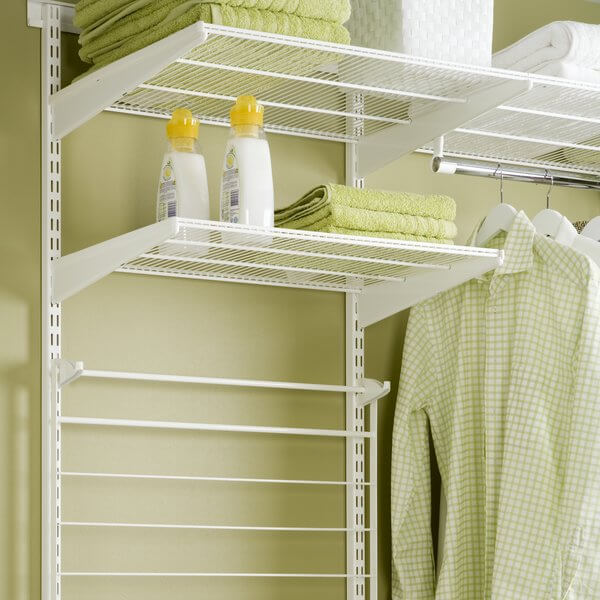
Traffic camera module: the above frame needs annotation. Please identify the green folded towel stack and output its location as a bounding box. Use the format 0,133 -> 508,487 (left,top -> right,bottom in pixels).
275,184 -> 458,244
75,0 -> 351,70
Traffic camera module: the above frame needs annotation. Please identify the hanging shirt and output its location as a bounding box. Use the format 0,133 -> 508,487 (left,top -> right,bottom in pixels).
391,211 -> 600,599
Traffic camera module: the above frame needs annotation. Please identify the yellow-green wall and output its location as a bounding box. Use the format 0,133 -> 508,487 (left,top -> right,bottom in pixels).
1,1 -> 599,599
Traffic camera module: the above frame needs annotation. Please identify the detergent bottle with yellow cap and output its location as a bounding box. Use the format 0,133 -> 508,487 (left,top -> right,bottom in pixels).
157,108 -> 209,222
220,96 -> 274,227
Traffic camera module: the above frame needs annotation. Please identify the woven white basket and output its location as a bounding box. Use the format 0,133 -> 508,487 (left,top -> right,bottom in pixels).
347,0 -> 494,66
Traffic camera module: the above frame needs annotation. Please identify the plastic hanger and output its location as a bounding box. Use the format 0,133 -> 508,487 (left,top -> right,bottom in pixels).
581,217 -> 600,243
533,173 -> 600,266
476,165 -> 517,247
532,172 -> 579,245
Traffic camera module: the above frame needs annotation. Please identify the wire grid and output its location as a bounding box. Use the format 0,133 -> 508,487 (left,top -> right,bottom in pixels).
105,25 -> 600,175
116,219 -> 500,292
426,76 -> 600,175
110,24 -> 506,142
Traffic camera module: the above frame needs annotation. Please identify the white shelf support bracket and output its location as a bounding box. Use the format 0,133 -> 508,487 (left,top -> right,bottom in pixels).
356,379 -> 391,408
355,78 -> 533,177
54,359 -> 85,388
27,0 -> 78,33
357,252 -> 503,327
52,217 -> 179,302
49,22 -> 207,138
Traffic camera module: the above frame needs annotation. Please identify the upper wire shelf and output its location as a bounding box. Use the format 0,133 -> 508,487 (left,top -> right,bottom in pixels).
48,22 -> 600,178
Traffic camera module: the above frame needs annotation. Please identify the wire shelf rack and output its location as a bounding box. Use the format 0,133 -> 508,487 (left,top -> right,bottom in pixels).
51,218 -> 502,326
50,23 -> 600,177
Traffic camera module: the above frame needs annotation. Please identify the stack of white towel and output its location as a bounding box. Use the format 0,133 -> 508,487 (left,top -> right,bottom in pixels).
493,21 -> 600,84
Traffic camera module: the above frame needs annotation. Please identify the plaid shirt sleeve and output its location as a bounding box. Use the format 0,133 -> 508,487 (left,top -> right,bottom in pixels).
558,268 -> 600,598
391,305 -> 437,599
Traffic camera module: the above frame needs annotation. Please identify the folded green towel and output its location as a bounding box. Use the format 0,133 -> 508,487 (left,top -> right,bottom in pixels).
75,0 -> 351,31
80,4 -> 350,67
280,206 -> 457,240
275,184 -> 457,225
293,223 -> 454,245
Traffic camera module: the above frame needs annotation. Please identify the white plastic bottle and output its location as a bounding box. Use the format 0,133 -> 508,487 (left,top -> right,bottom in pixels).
157,108 -> 209,222
220,96 -> 274,228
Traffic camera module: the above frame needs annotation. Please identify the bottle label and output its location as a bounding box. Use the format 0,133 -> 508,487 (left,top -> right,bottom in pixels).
158,159 -> 177,221
221,148 -> 240,224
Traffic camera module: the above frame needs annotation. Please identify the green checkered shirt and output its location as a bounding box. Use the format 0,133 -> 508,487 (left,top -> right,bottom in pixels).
391,211 -> 600,599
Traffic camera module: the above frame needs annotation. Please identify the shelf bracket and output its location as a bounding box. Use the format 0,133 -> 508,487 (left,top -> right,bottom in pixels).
52,218 -> 179,303
356,379 -> 391,408
357,252 -> 503,327
54,359 -> 85,388
50,22 -> 207,138
355,78 -> 533,177
27,0 -> 78,33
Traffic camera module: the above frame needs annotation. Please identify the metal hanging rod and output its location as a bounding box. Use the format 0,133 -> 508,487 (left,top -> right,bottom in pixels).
431,136 -> 600,190
432,156 -> 600,190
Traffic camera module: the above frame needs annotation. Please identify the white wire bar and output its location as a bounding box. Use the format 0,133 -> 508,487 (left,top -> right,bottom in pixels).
60,572 -> 370,578
65,367 -> 362,394
60,472 -> 369,486
61,522 -> 369,532
59,416 -> 372,438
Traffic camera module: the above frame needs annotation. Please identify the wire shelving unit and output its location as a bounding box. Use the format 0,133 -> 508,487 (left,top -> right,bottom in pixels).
27,1 -> 599,599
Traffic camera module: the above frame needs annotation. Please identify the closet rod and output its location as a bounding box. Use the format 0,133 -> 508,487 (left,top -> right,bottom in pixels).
432,157 -> 600,190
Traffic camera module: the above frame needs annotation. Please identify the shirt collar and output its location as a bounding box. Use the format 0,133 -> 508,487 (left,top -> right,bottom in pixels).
469,210 -> 535,276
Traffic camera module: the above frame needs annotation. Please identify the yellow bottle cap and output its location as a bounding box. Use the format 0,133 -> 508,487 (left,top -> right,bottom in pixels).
230,95 -> 264,127
167,108 -> 199,139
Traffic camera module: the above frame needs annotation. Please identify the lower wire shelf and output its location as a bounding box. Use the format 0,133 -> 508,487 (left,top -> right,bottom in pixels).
54,359 -> 379,592
51,218 -> 503,326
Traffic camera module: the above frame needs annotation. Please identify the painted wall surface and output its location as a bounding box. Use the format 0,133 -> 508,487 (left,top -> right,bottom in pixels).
1,1 -> 599,599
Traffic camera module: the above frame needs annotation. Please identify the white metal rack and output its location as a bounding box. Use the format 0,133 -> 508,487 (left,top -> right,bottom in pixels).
44,16 -> 599,180
27,1 -> 599,598
51,217 -> 502,326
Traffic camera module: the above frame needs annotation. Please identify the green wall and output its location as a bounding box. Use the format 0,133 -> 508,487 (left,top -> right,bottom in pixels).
1,1 -> 599,599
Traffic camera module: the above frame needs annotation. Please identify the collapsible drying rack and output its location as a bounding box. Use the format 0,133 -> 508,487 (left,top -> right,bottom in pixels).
29,1 -> 599,599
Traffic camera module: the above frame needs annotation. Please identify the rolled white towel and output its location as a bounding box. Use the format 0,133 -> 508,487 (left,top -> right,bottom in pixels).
536,61 -> 600,85
493,21 -> 600,73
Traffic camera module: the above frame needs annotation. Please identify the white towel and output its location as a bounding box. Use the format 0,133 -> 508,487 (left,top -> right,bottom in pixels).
536,61 -> 600,85
493,21 -> 600,72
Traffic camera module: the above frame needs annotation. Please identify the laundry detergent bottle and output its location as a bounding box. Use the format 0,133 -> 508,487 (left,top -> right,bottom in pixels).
220,96 -> 274,227
157,108 -> 209,222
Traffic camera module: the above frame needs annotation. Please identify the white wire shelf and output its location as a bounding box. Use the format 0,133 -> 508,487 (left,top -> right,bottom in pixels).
48,22 -> 600,177
51,218 -> 503,326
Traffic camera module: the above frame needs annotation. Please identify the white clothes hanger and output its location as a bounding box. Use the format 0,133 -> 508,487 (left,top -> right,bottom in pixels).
533,173 -> 600,266
581,217 -> 600,243
532,173 -> 579,245
476,165 -> 518,247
